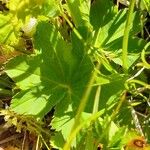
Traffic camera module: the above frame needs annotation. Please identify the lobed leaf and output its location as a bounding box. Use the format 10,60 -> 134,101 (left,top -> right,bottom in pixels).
6,21 -> 94,120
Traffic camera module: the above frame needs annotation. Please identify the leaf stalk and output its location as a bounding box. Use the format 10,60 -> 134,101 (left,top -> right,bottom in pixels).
122,0 -> 136,73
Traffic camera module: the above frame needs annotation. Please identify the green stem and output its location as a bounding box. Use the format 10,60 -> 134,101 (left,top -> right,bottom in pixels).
122,0 -> 136,73
61,12 -> 84,42
58,3 -> 85,44
141,42 -> 150,68
63,64 -> 100,150
110,91 -> 126,120
63,109 -> 104,150
99,91 -> 127,140
127,79 -> 150,89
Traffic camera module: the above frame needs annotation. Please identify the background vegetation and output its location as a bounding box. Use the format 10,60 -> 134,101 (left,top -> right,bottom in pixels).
0,0 -> 150,149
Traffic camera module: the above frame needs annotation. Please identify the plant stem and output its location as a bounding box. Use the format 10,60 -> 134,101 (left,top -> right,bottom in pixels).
58,2 -> 85,44
141,42 -> 150,68
122,0 -> 136,73
63,109 -> 104,150
99,90 -> 127,140
61,12 -> 84,42
63,64 -> 100,150
111,91 -> 126,120
127,79 -> 150,89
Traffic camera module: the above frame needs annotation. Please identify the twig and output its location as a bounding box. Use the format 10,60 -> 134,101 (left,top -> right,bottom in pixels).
0,134 -> 22,145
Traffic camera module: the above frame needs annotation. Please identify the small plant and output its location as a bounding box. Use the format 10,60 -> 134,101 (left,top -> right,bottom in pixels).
0,0 -> 150,149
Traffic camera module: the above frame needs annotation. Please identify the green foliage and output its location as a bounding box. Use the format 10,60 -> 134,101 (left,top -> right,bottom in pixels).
1,0 -> 150,149
90,0 -> 115,29
6,21 -> 93,119
66,0 -> 91,27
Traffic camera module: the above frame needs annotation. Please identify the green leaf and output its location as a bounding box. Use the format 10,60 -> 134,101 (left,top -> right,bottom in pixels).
51,131 -> 66,150
75,126 -> 96,150
52,115 -> 76,148
90,0 -> 115,30
95,73 -> 125,85
0,0 -> 60,47
139,0 -> 150,12
109,126 -> 127,149
94,9 -> 143,50
11,85 -> 67,117
0,14 -> 18,45
91,117 -> 124,149
84,128 -> 96,150
105,37 -> 147,54
112,53 -> 140,68
6,21 -> 94,120
98,76 -> 126,113
66,0 -> 91,27
52,112 -> 94,149
8,0 -> 60,19
44,0 -> 60,17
